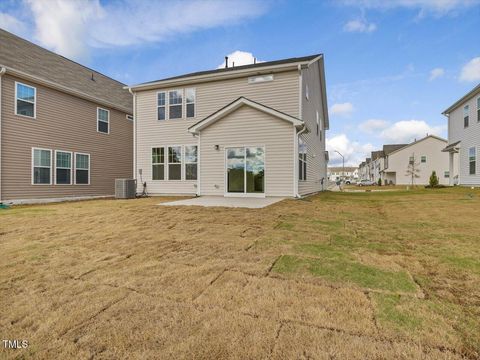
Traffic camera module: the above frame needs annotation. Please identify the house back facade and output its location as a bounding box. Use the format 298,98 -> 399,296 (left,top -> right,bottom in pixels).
0,29 -> 133,203
442,84 -> 480,186
129,55 -> 329,197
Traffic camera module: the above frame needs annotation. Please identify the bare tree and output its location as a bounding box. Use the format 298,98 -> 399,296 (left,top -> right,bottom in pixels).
405,153 -> 421,187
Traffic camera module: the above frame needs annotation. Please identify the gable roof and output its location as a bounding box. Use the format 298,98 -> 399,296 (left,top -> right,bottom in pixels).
387,135 -> 447,156
383,144 -> 408,155
0,29 -> 132,113
188,97 -> 304,134
371,150 -> 384,160
131,54 -> 321,90
442,83 -> 480,115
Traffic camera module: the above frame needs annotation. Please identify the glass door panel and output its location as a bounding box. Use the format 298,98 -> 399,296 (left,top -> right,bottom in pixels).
227,147 -> 245,193
246,147 -> 264,193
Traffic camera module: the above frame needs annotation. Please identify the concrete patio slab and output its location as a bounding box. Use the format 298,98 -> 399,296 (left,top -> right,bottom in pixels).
159,196 -> 285,208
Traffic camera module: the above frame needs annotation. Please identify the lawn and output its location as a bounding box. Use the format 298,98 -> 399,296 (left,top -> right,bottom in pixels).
1,188 -> 479,359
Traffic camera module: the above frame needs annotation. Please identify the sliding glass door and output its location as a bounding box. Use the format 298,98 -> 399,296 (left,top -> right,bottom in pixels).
226,147 -> 264,195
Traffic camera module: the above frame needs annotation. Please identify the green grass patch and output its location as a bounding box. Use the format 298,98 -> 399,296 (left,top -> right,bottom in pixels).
441,255 -> 480,274
273,255 -> 417,293
373,294 -> 423,331
275,221 -> 294,230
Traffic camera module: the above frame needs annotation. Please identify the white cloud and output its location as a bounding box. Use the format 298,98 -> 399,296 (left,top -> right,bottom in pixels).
6,0 -> 266,61
359,119 -> 389,133
327,134 -> 375,166
330,102 -> 354,117
217,50 -> 262,69
429,67 -> 445,81
0,12 -> 27,34
343,19 -> 377,33
379,120 -> 446,143
459,57 -> 480,82
339,0 -> 480,16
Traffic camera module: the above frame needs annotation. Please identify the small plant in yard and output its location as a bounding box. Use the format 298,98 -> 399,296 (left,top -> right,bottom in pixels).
429,171 -> 439,188
378,178 -> 382,186
405,153 -> 420,187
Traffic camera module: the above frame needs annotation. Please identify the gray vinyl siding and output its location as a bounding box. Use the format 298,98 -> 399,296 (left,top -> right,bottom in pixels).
135,69 -> 299,195
1,74 -> 133,200
447,94 -> 480,186
299,59 -> 327,195
199,105 -> 294,196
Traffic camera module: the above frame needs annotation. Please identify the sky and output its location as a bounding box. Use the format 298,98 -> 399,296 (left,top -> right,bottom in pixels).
1,0 -> 480,166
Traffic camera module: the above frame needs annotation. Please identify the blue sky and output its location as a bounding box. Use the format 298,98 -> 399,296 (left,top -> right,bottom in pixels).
1,0 -> 480,165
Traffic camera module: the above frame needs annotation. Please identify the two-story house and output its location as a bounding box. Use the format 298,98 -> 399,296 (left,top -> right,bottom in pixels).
381,135 -> 449,185
0,29 -> 133,203
442,84 -> 480,186
128,55 -> 329,198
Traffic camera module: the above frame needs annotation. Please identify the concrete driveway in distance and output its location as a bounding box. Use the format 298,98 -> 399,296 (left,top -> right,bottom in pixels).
159,196 -> 285,208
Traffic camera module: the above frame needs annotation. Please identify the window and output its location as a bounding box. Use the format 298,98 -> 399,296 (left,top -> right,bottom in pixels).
409,156 -> 414,165
152,147 -> 165,180
185,145 -> 198,180
444,171 -> 450,178
305,85 -> 309,100
298,137 -> 307,181
421,156 -> 427,163
55,151 -> 72,185
16,82 -> 36,118
248,75 -> 274,84
168,146 -> 182,180
316,111 -> 320,137
469,147 -> 476,175
157,92 -> 166,121
185,88 -> 195,118
464,105 -> 469,128
75,153 -> 90,184
169,90 -> 183,119
97,108 -> 109,134
32,148 -> 51,184
477,97 -> 480,122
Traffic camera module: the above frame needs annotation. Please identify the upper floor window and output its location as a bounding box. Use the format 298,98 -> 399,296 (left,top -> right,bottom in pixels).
55,151 -> 72,185
298,137 -> 307,181
469,147 -> 476,175
186,88 -> 195,118
421,156 -> 427,163
169,90 -> 183,119
477,97 -> 480,122
32,148 -> 51,184
316,111 -> 321,138
152,147 -> 165,180
75,153 -> 90,184
16,82 -> 36,118
157,92 -> 166,120
464,105 -> 469,128
97,108 -> 109,134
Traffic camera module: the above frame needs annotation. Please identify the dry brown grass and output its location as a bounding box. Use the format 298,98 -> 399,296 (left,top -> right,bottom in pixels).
0,188 -> 479,359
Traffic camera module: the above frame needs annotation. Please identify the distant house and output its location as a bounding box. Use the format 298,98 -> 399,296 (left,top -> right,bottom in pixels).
442,84 -> 480,186
382,135 -> 449,185
327,166 -> 358,182
0,29 -> 133,203
128,54 -> 329,197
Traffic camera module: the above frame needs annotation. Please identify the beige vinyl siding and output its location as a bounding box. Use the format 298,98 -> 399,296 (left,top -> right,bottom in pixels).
299,59 -> 327,195
1,74 -> 133,200
135,69 -> 299,194
199,105 -> 294,196
447,95 -> 480,186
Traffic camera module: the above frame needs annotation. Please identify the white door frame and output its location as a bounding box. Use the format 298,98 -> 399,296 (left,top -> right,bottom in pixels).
224,145 -> 266,198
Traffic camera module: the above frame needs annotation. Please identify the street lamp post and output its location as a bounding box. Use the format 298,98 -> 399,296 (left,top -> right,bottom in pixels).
334,150 -> 345,183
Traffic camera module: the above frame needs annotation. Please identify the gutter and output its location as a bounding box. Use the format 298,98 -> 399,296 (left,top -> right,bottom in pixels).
0,66 -> 6,202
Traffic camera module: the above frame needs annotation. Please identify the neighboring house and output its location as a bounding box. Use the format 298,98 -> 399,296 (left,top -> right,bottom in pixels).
327,166 -> 358,182
365,158 -> 372,181
442,84 -> 480,186
358,161 -> 367,180
0,29 -> 133,203
382,135 -> 449,185
128,55 -> 329,197
370,150 -> 384,183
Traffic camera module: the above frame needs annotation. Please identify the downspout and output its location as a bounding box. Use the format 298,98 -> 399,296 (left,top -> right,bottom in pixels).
294,64 -> 303,198
295,124 -> 307,198
0,67 -> 6,203
128,88 -> 136,182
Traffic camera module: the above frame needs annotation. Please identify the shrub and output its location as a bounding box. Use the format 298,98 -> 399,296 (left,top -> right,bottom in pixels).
429,171 -> 439,188
377,178 -> 382,186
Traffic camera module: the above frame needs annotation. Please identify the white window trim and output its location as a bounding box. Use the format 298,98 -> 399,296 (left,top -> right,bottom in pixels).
299,138 -> 307,181
157,91 -> 167,121
151,146 -> 166,181
31,147 -> 52,185
54,150 -> 73,185
469,147 -> 476,176
74,152 -> 91,185
15,81 -> 36,119
97,107 -> 110,134
167,144 -> 183,181
184,144 -> 198,181
464,105 -> 470,128
185,88 -> 196,119
305,84 -> 309,100
477,96 -> 480,122
168,89 -> 184,120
